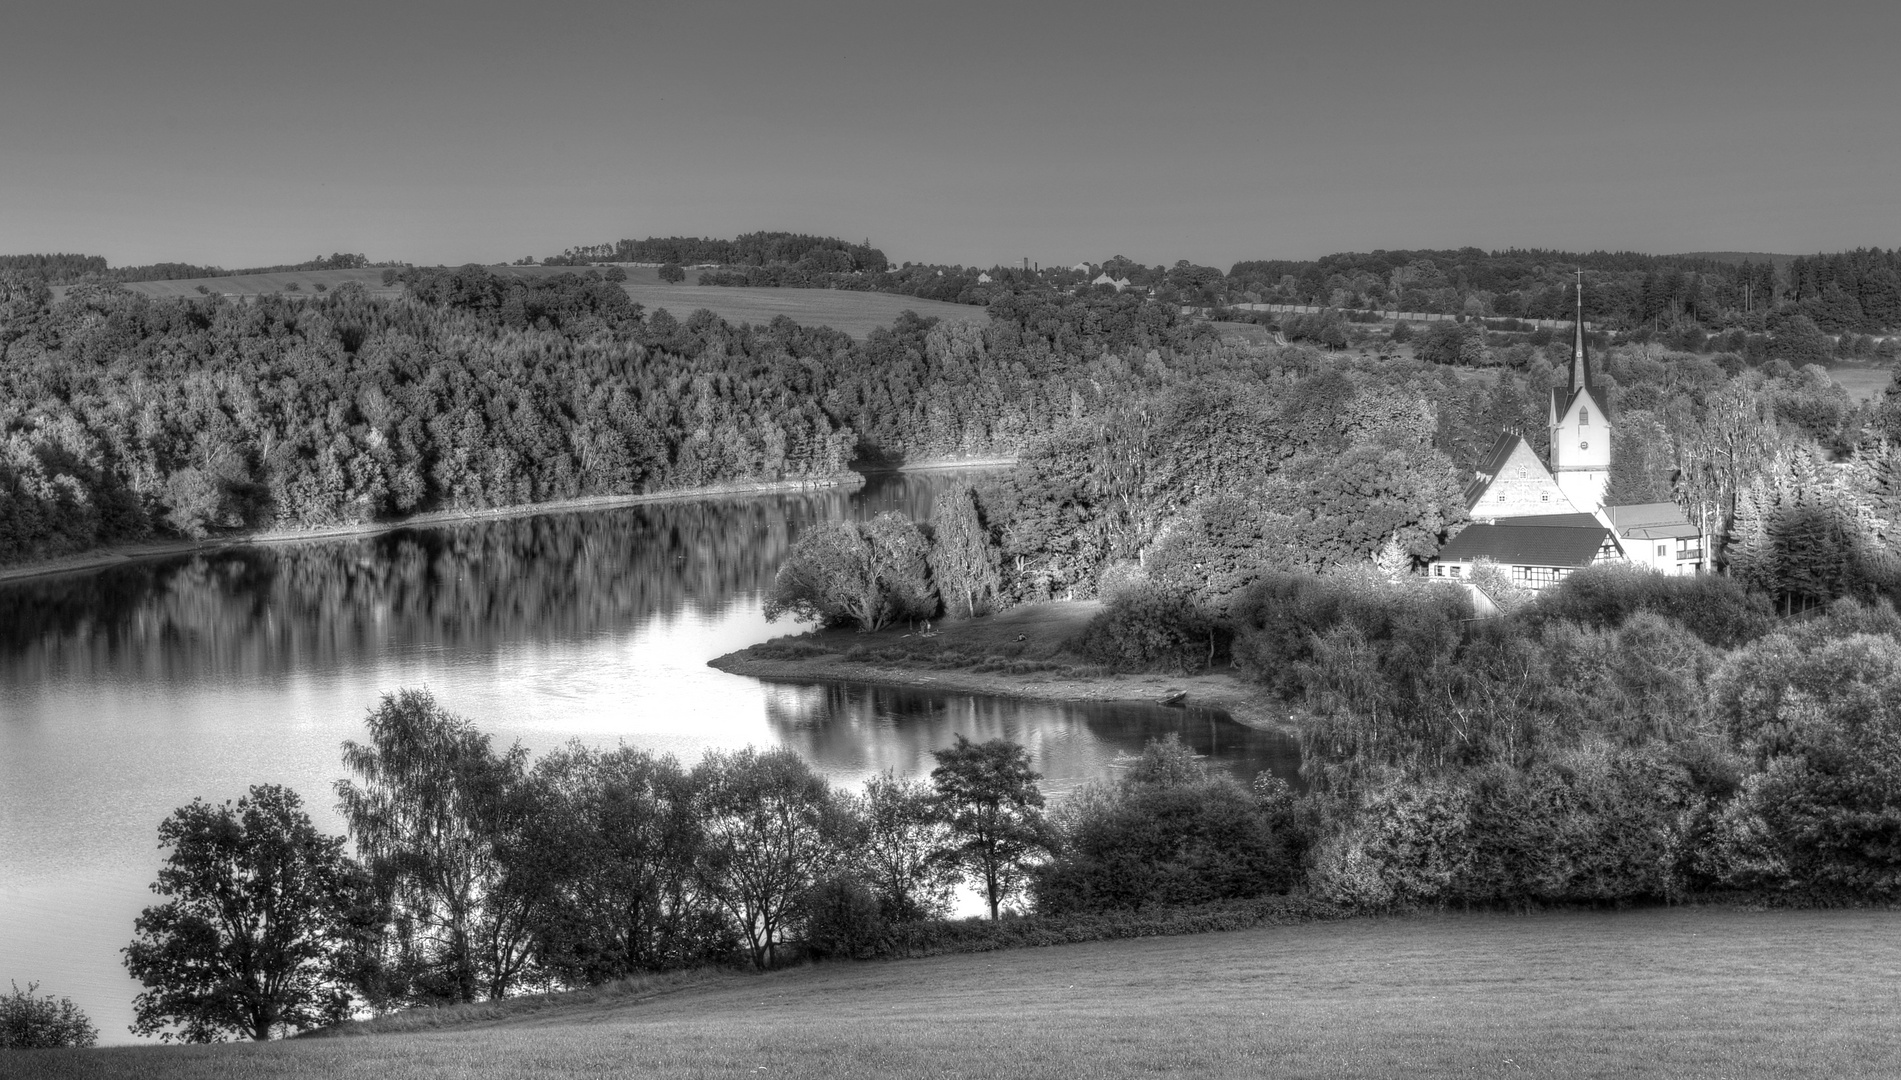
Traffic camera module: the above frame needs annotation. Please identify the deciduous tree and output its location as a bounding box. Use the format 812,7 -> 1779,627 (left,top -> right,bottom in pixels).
123,785 -> 369,1042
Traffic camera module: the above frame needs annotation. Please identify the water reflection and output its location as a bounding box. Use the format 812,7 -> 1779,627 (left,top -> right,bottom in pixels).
763,682 -> 1301,797
0,468 -> 1298,1044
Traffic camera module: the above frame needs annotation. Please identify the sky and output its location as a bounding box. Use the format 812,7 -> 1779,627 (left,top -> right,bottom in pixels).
2,0 -> 1896,271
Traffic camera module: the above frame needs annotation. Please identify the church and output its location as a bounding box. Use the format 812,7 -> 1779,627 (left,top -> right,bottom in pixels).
1429,298 -> 1705,595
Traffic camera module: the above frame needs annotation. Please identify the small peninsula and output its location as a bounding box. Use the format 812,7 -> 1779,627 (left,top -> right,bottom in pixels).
709,600 -> 1293,731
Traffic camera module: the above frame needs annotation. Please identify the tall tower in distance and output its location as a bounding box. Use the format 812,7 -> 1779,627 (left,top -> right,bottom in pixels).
1548,273 -> 1611,512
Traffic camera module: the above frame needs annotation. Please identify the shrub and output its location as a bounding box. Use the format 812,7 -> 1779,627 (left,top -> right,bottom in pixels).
1530,563 -> 1772,649
657,263 -> 685,284
0,982 -> 98,1049
800,876 -> 886,960
1073,584 -> 1221,673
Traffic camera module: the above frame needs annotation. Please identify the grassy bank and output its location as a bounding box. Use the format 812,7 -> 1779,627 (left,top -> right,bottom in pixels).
710,600 -> 1294,730
0,474 -> 862,584
14,908 -> 1899,1079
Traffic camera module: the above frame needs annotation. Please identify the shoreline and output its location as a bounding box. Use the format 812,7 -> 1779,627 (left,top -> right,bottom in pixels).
859,456 -> 1019,474
0,474 -> 864,584
709,647 -> 1294,733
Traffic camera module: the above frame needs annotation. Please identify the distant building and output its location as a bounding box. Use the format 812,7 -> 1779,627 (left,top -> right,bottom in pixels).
977,272 -> 992,283
1605,503 -> 1705,575
1432,281 -> 1704,594
1431,514 -> 1622,589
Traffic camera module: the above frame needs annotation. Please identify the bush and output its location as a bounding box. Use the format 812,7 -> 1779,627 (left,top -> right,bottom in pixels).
801,876 -> 886,960
1530,563 -> 1772,649
657,263 -> 685,284
1036,740 -> 1301,915
1073,584 -> 1221,672
0,982 -> 98,1049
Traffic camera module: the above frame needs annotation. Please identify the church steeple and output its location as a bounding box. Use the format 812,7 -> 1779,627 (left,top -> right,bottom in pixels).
1548,270 -> 1611,512
1568,269 -> 1592,396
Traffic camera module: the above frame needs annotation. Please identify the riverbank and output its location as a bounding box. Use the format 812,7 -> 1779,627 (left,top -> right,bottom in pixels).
709,600 -> 1295,732
857,456 -> 1019,473
0,473 -> 865,584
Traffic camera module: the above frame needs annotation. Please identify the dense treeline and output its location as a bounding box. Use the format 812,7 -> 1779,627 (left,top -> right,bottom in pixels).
0,252 -> 384,285
0,269 -> 1235,569
556,233 -> 888,273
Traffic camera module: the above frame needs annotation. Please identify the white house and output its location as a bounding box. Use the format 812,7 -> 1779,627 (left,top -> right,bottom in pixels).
1434,286 -> 1705,593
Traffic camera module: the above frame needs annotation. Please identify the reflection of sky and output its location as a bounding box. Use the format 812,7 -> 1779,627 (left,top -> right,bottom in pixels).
0,470 -> 1297,1044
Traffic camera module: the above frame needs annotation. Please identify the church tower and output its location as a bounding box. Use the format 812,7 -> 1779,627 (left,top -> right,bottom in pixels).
1548,277 -> 1611,512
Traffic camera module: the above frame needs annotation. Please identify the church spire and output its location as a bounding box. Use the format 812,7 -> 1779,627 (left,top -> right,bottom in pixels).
1569,270 -> 1591,396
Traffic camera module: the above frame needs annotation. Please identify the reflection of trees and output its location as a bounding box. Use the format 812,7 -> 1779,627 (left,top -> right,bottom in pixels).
760,681 -> 1302,794
0,486 -> 897,684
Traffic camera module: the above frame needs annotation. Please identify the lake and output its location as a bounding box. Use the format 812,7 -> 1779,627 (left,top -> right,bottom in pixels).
0,470 -> 1298,1043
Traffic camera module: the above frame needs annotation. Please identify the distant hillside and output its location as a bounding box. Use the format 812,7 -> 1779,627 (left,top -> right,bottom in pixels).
1673,251 -> 1800,271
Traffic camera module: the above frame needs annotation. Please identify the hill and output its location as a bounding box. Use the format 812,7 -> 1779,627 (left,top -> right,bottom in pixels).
17,908 -> 1899,1079
49,265 -> 989,339
1673,250 -> 1800,271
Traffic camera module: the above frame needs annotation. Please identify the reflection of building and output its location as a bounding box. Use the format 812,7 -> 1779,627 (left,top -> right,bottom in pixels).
1430,284 -> 1704,594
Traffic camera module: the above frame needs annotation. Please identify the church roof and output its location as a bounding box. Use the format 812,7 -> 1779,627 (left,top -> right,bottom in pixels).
1437,523 -> 1613,568
1551,280 -> 1611,422
1463,431 -> 1530,508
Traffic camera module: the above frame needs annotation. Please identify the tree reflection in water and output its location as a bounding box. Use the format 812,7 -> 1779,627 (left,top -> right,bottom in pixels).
762,681 -> 1302,796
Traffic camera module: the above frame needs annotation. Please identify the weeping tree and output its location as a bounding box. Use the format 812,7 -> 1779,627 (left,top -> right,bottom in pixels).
334,690 -> 536,1007
765,511 -> 937,630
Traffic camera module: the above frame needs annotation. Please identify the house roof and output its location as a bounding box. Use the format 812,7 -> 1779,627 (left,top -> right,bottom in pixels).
1493,513 -> 1601,528
1605,502 -> 1700,539
1463,431 -> 1529,507
1437,523 -> 1613,568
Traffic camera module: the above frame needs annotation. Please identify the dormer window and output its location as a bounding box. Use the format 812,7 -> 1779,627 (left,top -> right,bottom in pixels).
1580,407 -> 1590,426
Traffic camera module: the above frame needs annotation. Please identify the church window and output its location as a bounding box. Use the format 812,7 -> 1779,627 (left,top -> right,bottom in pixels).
1541,492 -> 1549,502
1580,407 -> 1590,426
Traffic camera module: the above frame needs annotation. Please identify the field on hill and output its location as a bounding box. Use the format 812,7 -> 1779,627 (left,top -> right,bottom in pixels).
52,265 -> 987,339
16,908 -> 1898,1080
1828,364 -> 1893,404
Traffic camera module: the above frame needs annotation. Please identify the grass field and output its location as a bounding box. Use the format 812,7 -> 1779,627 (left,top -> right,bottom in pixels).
53,264 -> 987,339
1827,364 -> 1893,404
12,908 -> 1898,1079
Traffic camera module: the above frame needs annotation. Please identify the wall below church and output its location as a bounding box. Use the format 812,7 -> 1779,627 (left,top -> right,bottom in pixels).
1555,469 -> 1608,513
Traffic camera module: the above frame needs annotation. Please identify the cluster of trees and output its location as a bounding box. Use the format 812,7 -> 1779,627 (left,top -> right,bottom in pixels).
0,266 -> 1245,570
0,252 -> 382,285
130,691 -> 1290,1040
555,233 -> 888,272
1067,562 -> 1901,909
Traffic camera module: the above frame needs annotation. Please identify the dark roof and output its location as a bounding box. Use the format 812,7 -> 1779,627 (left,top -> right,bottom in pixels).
1605,502 -> 1700,540
1494,513 -> 1601,528
1463,431 -> 1527,507
1436,523 -> 1612,568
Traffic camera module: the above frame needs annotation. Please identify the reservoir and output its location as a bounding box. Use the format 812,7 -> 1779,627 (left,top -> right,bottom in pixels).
0,470 -> 1299,1042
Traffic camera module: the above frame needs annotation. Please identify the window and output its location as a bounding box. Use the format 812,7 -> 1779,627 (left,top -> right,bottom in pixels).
1580,407 -> 1590,426
1432,565 -> 1443,577
1449,565 -> 1463,578
1497,493 -> 1506,501
1657,544 -> 1667,557
1541,492 -> 1550,502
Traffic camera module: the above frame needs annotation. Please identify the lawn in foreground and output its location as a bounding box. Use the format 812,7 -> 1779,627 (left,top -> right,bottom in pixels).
12,908 -> 1898,1080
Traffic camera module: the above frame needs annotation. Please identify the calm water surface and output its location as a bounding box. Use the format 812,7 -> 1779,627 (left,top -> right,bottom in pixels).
0,471 -> 1297,1042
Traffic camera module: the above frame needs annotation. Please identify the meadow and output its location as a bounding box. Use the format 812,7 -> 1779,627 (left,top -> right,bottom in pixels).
1826,363 -> 1893,404
58,264 -> 988,338
12,908 -> 1897,1080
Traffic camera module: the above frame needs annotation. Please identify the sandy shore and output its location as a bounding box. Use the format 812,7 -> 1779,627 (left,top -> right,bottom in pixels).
0,474 -> 863,584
